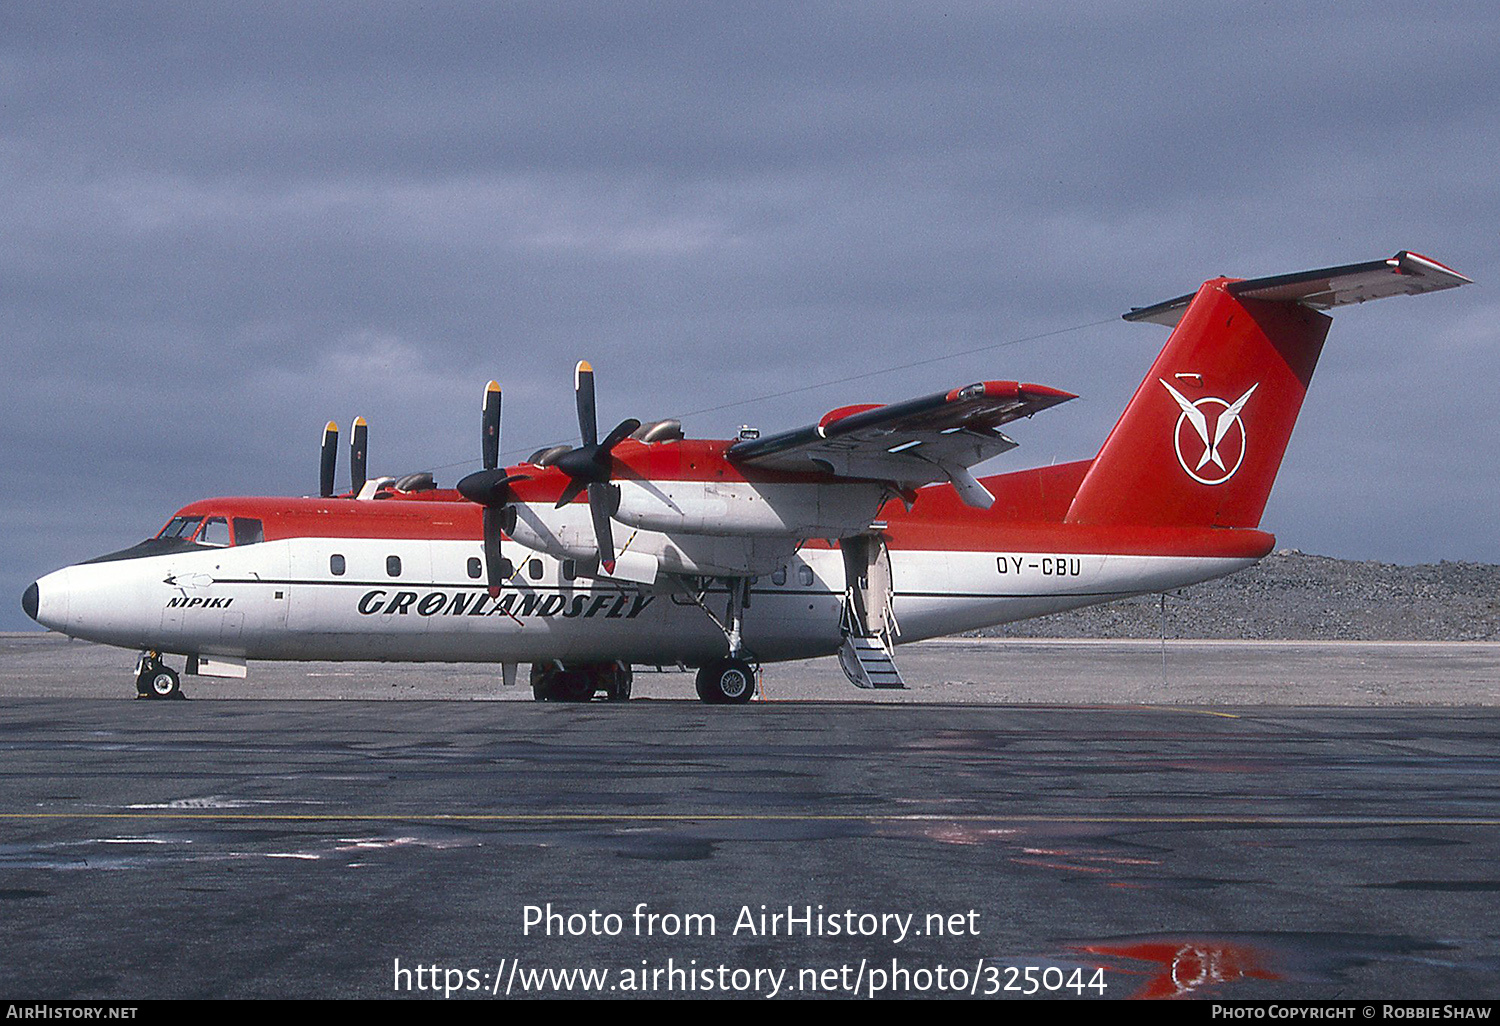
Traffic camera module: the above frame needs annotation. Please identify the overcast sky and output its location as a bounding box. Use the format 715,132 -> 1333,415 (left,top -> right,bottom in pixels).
3,1 -> 1497,630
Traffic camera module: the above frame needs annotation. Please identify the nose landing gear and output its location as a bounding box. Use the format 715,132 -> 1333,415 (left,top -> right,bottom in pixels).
694,657 -> 757,704
682,576 -> 760,704
134,652 -> 184,700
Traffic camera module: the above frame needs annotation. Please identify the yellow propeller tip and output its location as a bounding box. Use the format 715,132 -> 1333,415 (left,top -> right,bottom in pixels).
353,416 -> 367,427
576,360 -> 593,374
486,380 -> 500,392
324,421 -> 338,433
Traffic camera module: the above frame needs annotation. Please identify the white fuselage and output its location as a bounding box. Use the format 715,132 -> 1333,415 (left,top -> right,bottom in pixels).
30,535 -> 1255,667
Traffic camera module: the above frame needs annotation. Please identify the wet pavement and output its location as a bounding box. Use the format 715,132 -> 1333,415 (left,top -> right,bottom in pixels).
5,632 -> 1498,705
1,699 -> 1497,998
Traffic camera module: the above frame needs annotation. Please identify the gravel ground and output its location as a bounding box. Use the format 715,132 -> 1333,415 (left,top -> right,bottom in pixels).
976,550 -> 1500,641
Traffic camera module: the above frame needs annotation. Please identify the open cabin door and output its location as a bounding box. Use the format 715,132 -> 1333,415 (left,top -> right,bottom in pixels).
837,534 -> 905,689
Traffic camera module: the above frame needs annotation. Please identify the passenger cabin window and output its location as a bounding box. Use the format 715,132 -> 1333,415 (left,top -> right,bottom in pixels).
527,559 -> 543,581
798,565 -> 815,587
772,567 -> 787,586
330,554 -> 346,576
386,555 -> 402,577
467,557 -> 482,579
158,516 -> 202,540
233,518 -> 264,545
199,517 -> 231,547
562,559 -> 576,582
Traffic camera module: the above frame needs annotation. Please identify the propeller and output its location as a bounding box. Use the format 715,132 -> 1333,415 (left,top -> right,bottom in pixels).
456,381 -> 528,596
551,361 -> 640,575
319,421 -> 338,498
350,417 -> 368,495
482,379 -> 501,472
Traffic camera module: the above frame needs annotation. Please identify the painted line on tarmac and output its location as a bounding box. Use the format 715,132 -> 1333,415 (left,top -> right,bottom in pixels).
1,812 -> 1497,826
1133,705 -> 1240,718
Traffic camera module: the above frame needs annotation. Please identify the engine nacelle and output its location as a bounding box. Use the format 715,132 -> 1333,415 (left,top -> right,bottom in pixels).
612,479 -> 886,538
509,500 -> 803,578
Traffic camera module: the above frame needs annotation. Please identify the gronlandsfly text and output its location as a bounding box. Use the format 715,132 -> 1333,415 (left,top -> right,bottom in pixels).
357,589 -> 656,620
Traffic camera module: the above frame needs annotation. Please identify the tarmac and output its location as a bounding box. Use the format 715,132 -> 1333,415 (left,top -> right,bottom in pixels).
1,633 -> 1497,999
4,632 -> 1497,704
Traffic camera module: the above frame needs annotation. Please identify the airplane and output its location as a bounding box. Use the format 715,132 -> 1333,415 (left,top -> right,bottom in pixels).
21,251 -> 1470,703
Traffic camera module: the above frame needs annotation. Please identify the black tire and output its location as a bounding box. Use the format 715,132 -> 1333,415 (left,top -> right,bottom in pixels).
696,658 -> 756,705
146,666 -> 181,700
604,662 -> 633,702
136,656 -> 160,697
532,664 -> 600,702
553,671 -> 595,702
530,663 -> 558,701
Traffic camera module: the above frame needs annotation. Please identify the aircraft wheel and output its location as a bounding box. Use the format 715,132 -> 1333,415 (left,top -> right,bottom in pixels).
554,671 -> 596,702
531,665 -> 601,702
530,663 -> 559,701
604,662 -> 632,702
145,665 -> 182,700
695,658 -> 756,705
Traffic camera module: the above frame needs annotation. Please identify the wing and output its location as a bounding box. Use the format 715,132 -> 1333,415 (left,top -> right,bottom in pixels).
726,380 -> 1075,508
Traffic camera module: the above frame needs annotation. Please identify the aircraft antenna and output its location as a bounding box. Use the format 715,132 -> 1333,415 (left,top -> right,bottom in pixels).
428,315 -> 1116,471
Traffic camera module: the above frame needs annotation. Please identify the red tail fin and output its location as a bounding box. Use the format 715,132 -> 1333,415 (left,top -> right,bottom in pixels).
1066,280 -> 1330,529
1065,252 -> 1467,529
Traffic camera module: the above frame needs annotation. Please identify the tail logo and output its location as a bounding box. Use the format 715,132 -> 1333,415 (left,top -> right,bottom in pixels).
1159,380 -> 1258,486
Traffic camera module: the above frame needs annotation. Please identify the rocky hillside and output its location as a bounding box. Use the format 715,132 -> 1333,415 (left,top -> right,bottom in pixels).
973,550 -> 1500,641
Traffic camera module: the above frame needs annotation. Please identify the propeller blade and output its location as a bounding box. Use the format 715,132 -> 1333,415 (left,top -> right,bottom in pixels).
599,417 -> 642,454
319,421 -> 338,498
350,417 -> 368,495
482,507 -> 505,597
554,477 -> 587,509
587,482 -> 618,574
482,380 -> 501,471
574,360 -> 598,448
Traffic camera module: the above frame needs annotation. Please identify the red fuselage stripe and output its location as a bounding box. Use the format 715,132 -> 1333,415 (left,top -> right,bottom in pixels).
171,457 -> 1274,559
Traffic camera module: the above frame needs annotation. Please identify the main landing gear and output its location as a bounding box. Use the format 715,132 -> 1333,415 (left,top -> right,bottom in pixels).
531,661 -> 633,702
134,652 -> 184,700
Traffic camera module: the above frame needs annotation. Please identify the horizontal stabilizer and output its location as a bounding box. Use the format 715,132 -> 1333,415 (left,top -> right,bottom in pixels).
1125,251 -> 1471,327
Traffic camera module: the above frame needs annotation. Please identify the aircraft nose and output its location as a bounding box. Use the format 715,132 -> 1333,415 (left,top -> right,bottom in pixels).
22,581 -> 39,623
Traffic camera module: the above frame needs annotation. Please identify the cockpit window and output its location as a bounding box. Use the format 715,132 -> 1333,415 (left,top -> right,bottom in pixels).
151,514 -> 265,547
158,516 -> 203,540
233,518 -> 264,546
199,517 -> 231,547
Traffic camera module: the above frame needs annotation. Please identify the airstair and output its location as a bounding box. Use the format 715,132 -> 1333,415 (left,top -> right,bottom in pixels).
837,632 -> 905,689
837,533 -> 906,689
